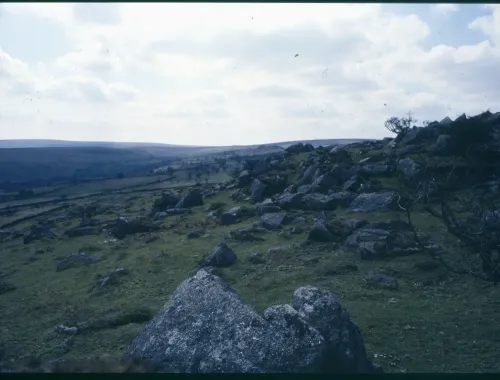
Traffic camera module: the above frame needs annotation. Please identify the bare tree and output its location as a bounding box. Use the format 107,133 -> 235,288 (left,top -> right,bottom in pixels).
394,155 -> 500,284
384,111 -> 416,139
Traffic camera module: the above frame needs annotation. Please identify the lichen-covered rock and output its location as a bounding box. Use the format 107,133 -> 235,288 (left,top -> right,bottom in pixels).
198,243 -> 237,269
397,158 -> 422,181
299,165 -> 317,185
123,269 -> 380,373
175,188 -> 204,209
151,191 -> 181,213
260,212 -> 287,230
356,241 -> 386,260
237,170 -> 252,188
250,179 -> 267,203
348,192 -> 397,212
311,174 -> 336,194
301,192 -> 355,211
276,192 -> 305,210
256,199 -> 281,215
112,217 -> 159,239
308,222 -> 336,242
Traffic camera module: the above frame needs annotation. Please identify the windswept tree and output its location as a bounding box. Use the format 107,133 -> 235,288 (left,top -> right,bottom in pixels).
384,111 -> 416,140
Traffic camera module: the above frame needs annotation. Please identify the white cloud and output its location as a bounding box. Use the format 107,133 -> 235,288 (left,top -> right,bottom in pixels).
0,3 -> 499,145
431,4 -> 460,15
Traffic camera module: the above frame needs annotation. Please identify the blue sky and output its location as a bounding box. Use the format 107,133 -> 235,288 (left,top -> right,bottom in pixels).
0,3 -> 499,145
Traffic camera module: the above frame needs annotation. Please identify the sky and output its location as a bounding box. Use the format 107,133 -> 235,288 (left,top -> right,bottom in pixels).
0,3 -> 499,146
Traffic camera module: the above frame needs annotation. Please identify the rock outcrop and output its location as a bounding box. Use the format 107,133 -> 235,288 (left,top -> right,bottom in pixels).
123,269 -> 381,373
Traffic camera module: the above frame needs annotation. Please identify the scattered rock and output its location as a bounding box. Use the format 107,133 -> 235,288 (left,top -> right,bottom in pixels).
165,208 -> 192,216
301,192 -> 354,211
56,253 -> 101,272
267,246 -> 291,255
343,178 -> 362,192
400,126 -> 437,145
311,174 -> 336,194
308,222 -> 336,242
276,192 -> 305,210
151,191 -> 181,213
112,217 -> 160,239
245,252 -> 266,264
153,212 -> 168,220
220,206 -> 252,226
227,229 -> 264,242
187,231 -> 201,239
260,212 -> 287,230
358,165 -> 389,176
392,144 -> 422,157
237,170 -> 252,188
345,229 -> 391,249
363,272 -> 398,289
257,199 -> 281,215
348,192 -> 397,212
359,153 -> 386,164
198,243 -> 237,269
357,242 -> 386,260
175,189 -> 204,209
206,202 -> 225,212
96,268 -> 129,288
285,142 -> 314,154
23,225 -> 57,244
329,146 -> 351,162
292,216 -> 307,225
397,158 -> 422,181
250,179 -> 267,203
64,226 -> 101,238
345,219 -> 369,230
431,134 -> 454,156
55,325 -> 79,335
298,165 -> 317,185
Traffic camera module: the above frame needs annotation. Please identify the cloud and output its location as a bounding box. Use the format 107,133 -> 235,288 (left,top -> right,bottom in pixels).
1,3 -> 500,146
72,3 -> 122,25
249,85 -> 304,98
431,4 -> 460,15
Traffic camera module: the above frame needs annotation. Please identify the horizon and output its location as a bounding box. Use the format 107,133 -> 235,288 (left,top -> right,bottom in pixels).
1,3 -> 499,145
0,136 -> 376,149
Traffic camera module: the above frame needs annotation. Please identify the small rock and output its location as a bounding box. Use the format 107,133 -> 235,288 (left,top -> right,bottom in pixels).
198,243 -> 237,268
245,252 -> 266,264
357,241 -> 386,260
96,268 -> 129,288
363,272 -> 398,289
308,222 -> 336,243
260,212 -> 287,230
55,325 -> 79,335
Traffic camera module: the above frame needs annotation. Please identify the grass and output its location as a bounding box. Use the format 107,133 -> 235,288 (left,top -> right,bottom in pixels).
1,167 -> 499,373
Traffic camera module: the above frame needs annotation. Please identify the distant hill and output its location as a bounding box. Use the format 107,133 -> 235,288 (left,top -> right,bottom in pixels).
0,139 -> 196,149
0,138 -> 373,150
0,138 -> 373,190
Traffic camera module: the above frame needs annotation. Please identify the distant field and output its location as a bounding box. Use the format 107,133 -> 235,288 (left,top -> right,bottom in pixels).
48,175 -> 174,197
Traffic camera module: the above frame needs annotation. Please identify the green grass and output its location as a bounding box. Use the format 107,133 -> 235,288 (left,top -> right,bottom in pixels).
1,180 -> 499,373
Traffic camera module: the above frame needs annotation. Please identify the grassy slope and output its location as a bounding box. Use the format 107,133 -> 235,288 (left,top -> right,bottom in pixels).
0,150 -> 499,373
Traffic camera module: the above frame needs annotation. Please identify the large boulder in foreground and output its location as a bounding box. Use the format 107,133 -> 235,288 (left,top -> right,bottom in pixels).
123,269 -> 381,373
